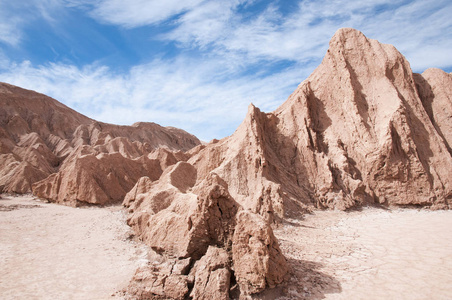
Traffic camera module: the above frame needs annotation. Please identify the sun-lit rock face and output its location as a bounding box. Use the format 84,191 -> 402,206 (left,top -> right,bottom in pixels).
1,27 -> 451,299
0,82 -> 201,204
123,29 -> 451,298
188,28 -> 452,215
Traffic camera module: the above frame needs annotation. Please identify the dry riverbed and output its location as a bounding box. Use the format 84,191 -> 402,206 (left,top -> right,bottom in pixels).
0,194 -> 149,300
273,207 -> 452,299
1,195 -> 452,299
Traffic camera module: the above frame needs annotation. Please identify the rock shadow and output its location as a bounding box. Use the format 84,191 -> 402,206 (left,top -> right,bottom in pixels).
251,258 -> 342,300
413,73 -> 452,156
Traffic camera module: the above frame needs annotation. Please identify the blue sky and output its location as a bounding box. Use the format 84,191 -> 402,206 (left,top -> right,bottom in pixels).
0,0 -> 451,141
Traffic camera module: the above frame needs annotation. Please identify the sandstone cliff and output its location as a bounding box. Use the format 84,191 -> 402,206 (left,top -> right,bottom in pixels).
0,82 -> 201,204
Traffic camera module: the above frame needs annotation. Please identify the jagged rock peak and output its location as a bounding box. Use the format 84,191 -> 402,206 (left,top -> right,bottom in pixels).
0,82 -> 201,199
188,28 -> 452,216
120,28 -> 451,299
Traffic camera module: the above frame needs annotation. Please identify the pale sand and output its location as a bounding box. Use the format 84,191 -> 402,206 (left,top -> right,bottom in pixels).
274,208 -> 452,300
0,195 -> 149,300
1,195 -> 452,300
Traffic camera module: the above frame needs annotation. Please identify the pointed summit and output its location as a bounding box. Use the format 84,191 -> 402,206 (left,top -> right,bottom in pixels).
186,28 -> 452,213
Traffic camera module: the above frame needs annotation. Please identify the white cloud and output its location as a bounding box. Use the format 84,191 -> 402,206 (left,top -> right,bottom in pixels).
0,21 -> 21,46
0,56 -> 311,141
68,0 -> 206,28
162,0 -> 452,71
0,1 -> 25,46
0,0 -> 66,46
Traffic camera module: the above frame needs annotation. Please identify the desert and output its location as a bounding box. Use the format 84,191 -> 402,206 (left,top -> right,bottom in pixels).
1,26 -> 451,299
1,195 -> 452,299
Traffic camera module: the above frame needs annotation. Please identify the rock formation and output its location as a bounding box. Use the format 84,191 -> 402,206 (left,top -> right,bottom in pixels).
0,82 -> 201,204
123,28 -> 451,298
1,27 -> 451,299
124,166 -> 287,298
187,28 -> 452,217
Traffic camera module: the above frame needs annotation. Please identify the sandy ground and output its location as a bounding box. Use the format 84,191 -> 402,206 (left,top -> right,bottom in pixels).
1,195 -> 452,300
0,194 -> 149,300
273,207 -> 452,300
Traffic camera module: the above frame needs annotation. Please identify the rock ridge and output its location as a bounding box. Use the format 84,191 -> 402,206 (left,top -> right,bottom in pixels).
123,27 -> 451,297
0,82 -> 201,204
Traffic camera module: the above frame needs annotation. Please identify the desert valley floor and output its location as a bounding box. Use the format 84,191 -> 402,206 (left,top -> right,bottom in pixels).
1,195 -> 451,300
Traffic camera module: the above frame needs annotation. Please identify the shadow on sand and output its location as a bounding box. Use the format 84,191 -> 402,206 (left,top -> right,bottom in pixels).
252,258 -> 341,299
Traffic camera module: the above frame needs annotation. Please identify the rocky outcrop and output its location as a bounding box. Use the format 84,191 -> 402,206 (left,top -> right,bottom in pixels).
124,164 -> 287,298
0,82 -> 201,204
123,27 -> 451,300
414,68 -> 452,155
32,146 -> 163,206
232,210 -> 288,294
189,246 -> 231,300
125,164 -> 240,260
127,257 -> 192,300
186,28 -> 452,216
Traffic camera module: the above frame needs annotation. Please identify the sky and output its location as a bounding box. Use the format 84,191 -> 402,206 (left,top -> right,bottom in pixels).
0,0 -> 451,141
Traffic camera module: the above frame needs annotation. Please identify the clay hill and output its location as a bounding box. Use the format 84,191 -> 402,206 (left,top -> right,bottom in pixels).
1,27 -> 451,299
0,82 -> 201,205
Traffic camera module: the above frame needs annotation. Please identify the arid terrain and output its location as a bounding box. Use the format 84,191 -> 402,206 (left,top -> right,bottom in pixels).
1,27 -> 451,299
1,195 -> 451,299
274,208 -> 452,299
0,194 -> 150,300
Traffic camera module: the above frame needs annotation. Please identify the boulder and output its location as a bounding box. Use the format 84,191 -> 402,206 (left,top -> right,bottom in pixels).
232,210 -> 288,294
190,246 -> 231,300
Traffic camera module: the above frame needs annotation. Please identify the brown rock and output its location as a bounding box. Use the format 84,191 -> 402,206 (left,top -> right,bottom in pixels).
32,147 -> 164,206
127,265 -> 189,300
190,246 -> 231,300
0,82 -> 200,201
414,68 -> 452,155
125,167 -> 239,260
125,169 -> 288,298
187,28 -> 452,214
232,210 -> 288,294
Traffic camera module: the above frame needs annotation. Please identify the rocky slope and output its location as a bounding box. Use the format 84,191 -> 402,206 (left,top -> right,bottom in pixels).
1,27 -> 451,299
122,28 -> 451,298
187,28 -> 452,218
0,82 -> 201,204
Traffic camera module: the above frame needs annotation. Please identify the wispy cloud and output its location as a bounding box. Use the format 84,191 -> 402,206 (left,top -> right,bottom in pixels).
66,0 -> 206,28
163,0 -> 452,71
0,0 -> 66,46
0,0 -> 451,140
0,2 -> 26,46
0,57 -> 311,141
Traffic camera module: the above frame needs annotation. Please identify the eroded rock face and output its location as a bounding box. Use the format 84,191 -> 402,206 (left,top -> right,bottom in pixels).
187,28 -> 452,214
124,164 -> 287,298
125,165 -> 240,260
0,82 -> 201,204
232,210 -> 288,294
127,258 -> 191,300
33,147 -> 163,206
190,246 -> 231,300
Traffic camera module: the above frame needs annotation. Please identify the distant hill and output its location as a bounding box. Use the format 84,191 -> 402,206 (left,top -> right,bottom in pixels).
0,82 -> 201,205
